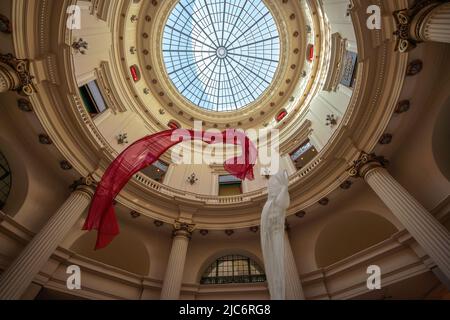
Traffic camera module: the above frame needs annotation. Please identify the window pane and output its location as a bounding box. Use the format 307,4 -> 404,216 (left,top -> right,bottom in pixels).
200,254 -> 266,285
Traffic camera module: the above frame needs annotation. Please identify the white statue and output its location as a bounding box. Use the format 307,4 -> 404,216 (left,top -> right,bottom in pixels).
260,169 -> 290,300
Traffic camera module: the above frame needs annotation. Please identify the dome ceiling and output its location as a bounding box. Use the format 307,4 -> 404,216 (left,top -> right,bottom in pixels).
136,0 -> 313,128
162,0 -> 280,112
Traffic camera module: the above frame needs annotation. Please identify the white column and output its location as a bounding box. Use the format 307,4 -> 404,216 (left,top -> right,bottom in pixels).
284,231 -> 305,300
0,184 -> 94,299
160,222 -> 193,300
415,2 -> 450,44
360,163 -> 450,280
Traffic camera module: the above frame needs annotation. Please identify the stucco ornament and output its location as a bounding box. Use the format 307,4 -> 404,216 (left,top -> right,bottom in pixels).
261,169 -> 290,300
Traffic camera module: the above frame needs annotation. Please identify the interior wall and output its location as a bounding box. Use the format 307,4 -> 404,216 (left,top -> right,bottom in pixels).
387,43 -> 450,210
314,211 -> 398,268
289,183 -> 403,274
0,93 -> 69,233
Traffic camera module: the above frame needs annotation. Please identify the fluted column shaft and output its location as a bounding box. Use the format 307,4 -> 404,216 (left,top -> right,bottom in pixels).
160,226 -> 192,300
284,231 -> 305,300
0,185 -> 94,299
362,165 -> 450,280
414,2 -> 450,43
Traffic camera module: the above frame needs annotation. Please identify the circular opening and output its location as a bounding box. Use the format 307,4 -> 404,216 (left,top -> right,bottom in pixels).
162,0 -> 280,112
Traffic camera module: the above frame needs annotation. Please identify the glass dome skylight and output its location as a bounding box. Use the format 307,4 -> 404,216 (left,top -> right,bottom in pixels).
162,0 -> 280,112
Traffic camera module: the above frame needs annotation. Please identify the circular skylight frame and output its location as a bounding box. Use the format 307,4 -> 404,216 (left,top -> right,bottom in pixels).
162,0 -> 281,112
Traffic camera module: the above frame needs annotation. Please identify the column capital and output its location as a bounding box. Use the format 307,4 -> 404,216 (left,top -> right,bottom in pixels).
173,220 -> 195,238
0,53 -> 34,95
69,176 -> 96,197
347,152 -> 389,179
393,0 -> 444,52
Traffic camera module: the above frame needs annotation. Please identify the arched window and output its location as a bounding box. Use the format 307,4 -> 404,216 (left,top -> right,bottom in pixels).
0,151 -> 12,210
200,255 -> 266,285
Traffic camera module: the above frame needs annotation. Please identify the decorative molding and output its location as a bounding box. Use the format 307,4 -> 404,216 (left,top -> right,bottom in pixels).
38,134 -> 52,145
339,180 -> 352,190
154,220 -> 164,227
295,210 -> 306,218
71,38 -> 88,55
17,98 -> 33,112
0,14 -> 12,34
323,33 -> 347,92
395,100 -> 410,114
60,160 -> 73,171
173,220 -> 195,238
379,133 -> 393,145
393,0 -> 443,52
95,61 -> 127,113
406,59 -> 423,76
69,176 -> 96,192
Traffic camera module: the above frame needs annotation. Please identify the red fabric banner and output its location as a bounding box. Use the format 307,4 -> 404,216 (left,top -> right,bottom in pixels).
83,129 -> 257,249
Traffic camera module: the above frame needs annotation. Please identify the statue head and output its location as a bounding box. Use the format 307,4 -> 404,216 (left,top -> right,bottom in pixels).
267,169 -> 289,198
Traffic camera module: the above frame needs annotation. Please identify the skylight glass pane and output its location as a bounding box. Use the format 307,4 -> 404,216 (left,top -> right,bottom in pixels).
163,0 -> 280,112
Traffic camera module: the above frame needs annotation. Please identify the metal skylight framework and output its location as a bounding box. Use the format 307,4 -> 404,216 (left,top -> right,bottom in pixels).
163,0 -> 280,112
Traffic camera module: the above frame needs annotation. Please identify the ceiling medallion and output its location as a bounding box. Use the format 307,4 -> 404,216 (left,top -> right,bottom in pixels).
154,220 -> 164,227
379,133 -> 393,145
395,100 -> 410,114
225,229 -> 234,236
60,160 -> 73,171
340,180 -> 352,190
406,60 -> 423,76
130,211 -> 141,219
38,134 -> 52,145
295,210 -> 306,218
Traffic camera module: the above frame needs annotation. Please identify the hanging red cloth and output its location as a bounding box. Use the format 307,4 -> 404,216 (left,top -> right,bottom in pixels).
83,129 -> 256,249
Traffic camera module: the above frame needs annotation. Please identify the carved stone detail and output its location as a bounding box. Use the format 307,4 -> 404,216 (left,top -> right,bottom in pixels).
0,54 -> 34,95
393,0 -> 445,52
69,176 -> 96,192
347,152 -> 389,178
173,220 -> 195,238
